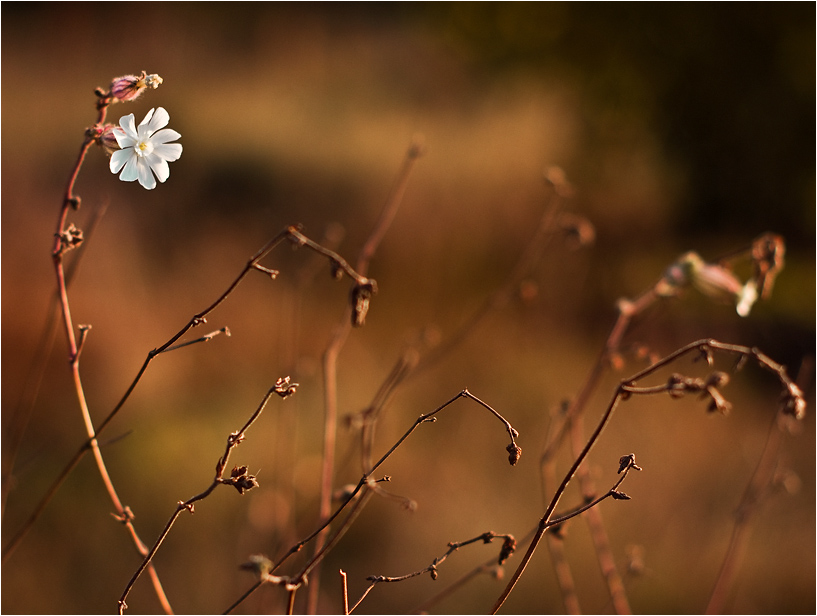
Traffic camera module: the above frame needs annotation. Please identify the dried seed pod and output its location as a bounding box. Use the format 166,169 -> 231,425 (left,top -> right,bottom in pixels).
506,443 -> 522,466
610,490 -> 631,500
498,535 -> 517,565
350,280 -> 377,327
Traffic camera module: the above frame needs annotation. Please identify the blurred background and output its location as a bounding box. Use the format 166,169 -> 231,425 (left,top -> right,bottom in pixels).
2,2 -> 814,614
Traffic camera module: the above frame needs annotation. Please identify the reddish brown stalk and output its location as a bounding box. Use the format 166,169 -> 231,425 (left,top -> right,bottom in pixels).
46,100 -> 174,613
225,389 -> 520,613
3,225 -> 364,563
491,339 -> 804,613
3,201 -> 107,515
534,235 -> 784,613
307,138 -> 424,613
567,412 -> 631,614
119,380 -> 292,613
704,409 -> 789,613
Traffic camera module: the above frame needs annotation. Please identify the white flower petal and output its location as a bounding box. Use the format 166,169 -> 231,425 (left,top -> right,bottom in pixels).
137,160 -> 156,189
110,149 -> 132,173
118,114 -> 138,139
153,143 -> 183,162
736,280 -> 758,317
151,128 -> 181,145
119,156 -> 140,182
114,129 -> 137,149
144,107 -> 170,134
137,108 -> 155,128
147,156 -> 171,183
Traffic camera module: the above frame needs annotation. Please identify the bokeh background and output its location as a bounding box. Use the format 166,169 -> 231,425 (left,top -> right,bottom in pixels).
2,2 -> 814,614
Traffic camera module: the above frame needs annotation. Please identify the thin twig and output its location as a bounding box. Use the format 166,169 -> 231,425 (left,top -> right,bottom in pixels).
45,93 -> 173,613
227,389 -> 519,612
161,327 -> 231,352
2,200 -> 107,515
704,410 -> 789,613
340,570 -> 349,615
308,137 -> 424,613
119,380 -> 292,613
4,226 -> 368,564
491,339 -> 804,613
350,531 -> 517,614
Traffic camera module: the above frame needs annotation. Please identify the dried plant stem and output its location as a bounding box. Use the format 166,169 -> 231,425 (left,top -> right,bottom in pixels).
534,251 -> 752,613
493,399 -> 629,612
416,467 -> 637,615
491,339 -> 803,613
3,225 -> 368,564
349,532 -> 514,614
539,284 -> 659,467
568,412 -> 631,614
546,533 -> 581,615
358,348 -> 419,471
704,410 -> 786,614
226,389 -> 519,613
119,381 -> 288,613
533,234 -> 788,612
308,138 -> 424,613
2,201 -> 106,515
340,570 -> 349,615
42,120 -> 174,613
541,410 -> 581,614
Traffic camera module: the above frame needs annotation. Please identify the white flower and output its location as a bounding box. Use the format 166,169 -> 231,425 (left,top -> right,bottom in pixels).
110,107 -> 182,190
735,279 -> 758,317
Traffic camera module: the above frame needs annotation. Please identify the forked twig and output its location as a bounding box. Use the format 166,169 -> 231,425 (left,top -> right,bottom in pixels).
3,225 -> 372,564
118,378 -> 296,614
491,339 -> 805,613
227,389 -> 520,612
349,531 -> 518,614
537,233 -> 790,613
308,137 -> 424,612
42,89 -> 174,613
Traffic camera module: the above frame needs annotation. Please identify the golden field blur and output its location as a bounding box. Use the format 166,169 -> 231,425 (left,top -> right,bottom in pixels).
2,4 -> 814,614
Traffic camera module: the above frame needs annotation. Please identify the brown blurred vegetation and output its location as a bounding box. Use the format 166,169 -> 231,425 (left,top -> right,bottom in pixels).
2,3 -> 814,614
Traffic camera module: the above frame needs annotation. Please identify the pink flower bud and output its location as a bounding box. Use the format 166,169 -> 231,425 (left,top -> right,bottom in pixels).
97,124 -> 121,155
110,71 -> 163,102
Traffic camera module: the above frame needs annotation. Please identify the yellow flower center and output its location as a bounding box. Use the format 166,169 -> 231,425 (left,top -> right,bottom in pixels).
135,140 -> 150,157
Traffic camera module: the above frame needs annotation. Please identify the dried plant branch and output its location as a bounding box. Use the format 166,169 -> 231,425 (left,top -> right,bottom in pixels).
411,458 -> 641,614
8,66 -> 807,616
2,201 -> 107,516
356,347 -> 421,472
3,225 -> 369,564
540,403 -> 582,614
160,326 -> 231,353
546,529 -> 581,615
533,233 -> 791,613
491,339 -> 805,613
226,389 -> 520,613
40,91 -> 174,613
349,531 -> 517,614
340,569 -> 349,615
704,414 -> 782,614
542,232 -> 788,467
309,137 -> 424,612
119,378 -> 296,614
704,362 -> 809,614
